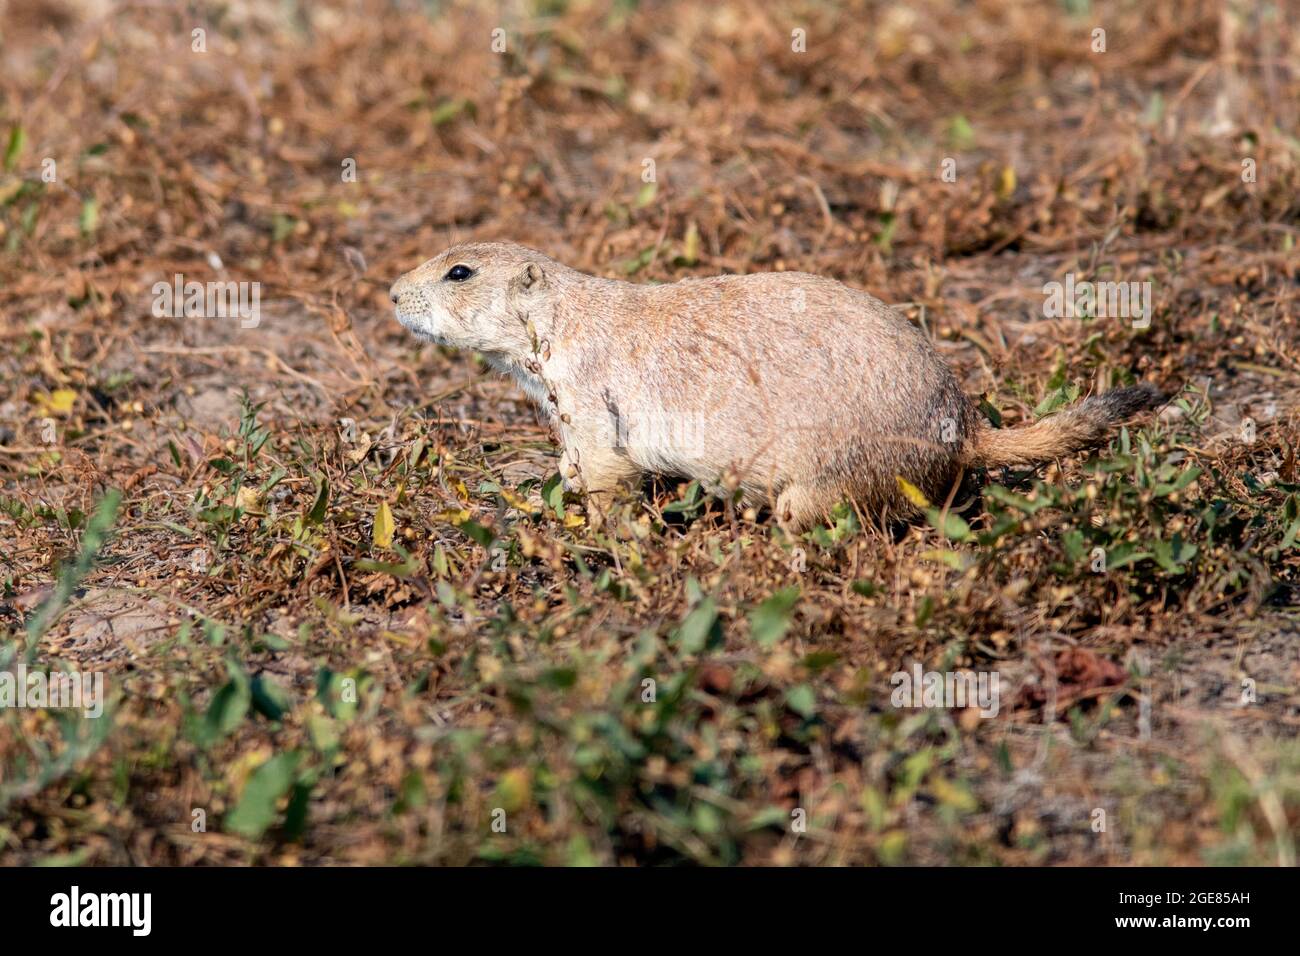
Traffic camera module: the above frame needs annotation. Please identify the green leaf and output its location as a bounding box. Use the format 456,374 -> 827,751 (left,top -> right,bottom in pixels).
749,587 -> 799,647
662,480 -> 703,515
984,485 -> 1047,515
225,752 -> 301,839
542,472 -> 565,516
353,546 -> 420,577
1281,514 -> 1300,550
1034,381 -> 1081,417
539,666 -> 577,689
920,548 -> 968,570
924,507 -> 971,541
307,713 -> 339,753
430,97 -> 472,126
622,246 -> 655,275
204,662 -> 251,740
976,397 -> 1002,428
282,780 -> 312,841
1105,541 -> 1152,570
785,684 -> 816,718
947,115 -> 974,150
930,776 -> 979,814
458,520 -> 494,547
372,500 -> 395,549
79,198 -> 99,236
1152,535 -> 1197,574
1060,528 -> 1087,564
250,674 -> 291,721
4,125 -> 25,171
914,595 -> 934,627
271,213 -> 296,243
307,477 -> 330,524
976,513 -> 1021,546
801,650 -> 840,671
675,597 -> 718,653
1154,466 -> 1201,497
393,771 -> 427,815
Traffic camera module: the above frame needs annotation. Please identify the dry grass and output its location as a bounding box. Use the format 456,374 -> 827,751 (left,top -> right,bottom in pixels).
1,0 -> 1299,865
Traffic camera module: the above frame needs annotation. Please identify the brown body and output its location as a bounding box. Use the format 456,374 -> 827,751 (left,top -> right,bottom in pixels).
391,242 -> 1162,529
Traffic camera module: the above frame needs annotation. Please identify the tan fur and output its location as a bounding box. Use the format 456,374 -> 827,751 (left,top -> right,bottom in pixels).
391,242 -> 1161,530
963,384 -> 1166,468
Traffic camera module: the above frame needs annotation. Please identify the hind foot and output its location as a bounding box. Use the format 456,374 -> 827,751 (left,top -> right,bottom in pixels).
774,483 -> 846,534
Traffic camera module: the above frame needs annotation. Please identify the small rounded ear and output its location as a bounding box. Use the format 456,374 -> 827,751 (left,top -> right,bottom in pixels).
515,262 -> 546,292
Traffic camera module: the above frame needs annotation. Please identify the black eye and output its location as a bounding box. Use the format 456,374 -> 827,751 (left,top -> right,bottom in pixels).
444,264 -> 474,282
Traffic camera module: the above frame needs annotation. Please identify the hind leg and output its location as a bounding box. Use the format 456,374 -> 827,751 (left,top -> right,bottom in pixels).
774,482 -> 846,533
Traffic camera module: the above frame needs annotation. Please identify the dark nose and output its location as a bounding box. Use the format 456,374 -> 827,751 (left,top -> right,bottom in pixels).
388,282 -> 400,304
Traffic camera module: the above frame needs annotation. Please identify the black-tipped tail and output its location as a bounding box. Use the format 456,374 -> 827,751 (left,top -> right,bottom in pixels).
964,382 -> 1167,468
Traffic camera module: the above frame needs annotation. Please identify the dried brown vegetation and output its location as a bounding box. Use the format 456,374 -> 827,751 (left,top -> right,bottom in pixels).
1,0 -> 1298,865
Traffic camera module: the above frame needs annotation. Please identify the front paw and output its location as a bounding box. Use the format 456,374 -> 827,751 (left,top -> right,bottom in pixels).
583,489 -> 617,529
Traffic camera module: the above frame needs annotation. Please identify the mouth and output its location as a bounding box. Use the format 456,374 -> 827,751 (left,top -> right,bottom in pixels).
395,310 -> 454,348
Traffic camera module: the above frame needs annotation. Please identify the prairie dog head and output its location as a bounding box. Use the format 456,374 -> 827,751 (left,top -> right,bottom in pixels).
390,241 -> 553,359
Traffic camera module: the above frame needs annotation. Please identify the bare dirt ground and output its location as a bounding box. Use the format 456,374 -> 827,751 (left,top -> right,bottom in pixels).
1,0 -> 1298,865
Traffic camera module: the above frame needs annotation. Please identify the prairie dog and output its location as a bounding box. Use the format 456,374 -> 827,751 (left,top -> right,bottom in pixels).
390,241 -> 1162,530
